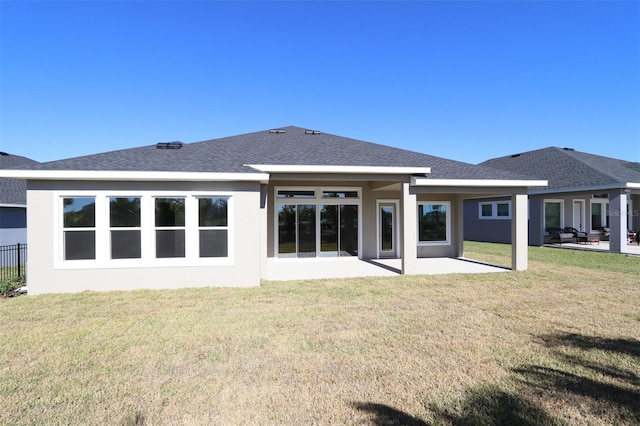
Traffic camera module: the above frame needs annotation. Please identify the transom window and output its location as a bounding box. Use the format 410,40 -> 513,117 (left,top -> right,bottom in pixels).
418,202 -> 451,245
275,187 -> 360,258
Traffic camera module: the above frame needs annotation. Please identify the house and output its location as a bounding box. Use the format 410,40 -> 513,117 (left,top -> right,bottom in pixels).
464,147 -> 640,253
0,126 -> 546,294
0,152 -> 39,246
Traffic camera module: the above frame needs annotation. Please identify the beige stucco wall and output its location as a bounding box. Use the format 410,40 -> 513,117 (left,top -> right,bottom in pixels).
26,180 -> 262,294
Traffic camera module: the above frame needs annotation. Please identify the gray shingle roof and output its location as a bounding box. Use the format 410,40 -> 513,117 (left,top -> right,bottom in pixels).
480,147 -> 640,190
0,153 -> 39,205
14,126 -> 532,181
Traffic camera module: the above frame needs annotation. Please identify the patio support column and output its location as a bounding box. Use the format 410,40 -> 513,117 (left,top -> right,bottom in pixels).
259,183 -> 269,278
401,182 -> 417,275
609,189 -> 628,254
456,195 -> 465,258
511,193 -> 528,271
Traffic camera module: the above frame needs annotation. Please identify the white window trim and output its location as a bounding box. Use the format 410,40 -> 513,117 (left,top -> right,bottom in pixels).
61,196 -> 98,261
196,196 -> 231,259
590,198 -> 609,232
54,190 -> 234,270
478,200 -> 512,220
571,199 -> 586,232
273,186 -> 362,259
417,201 -> 451,246
376,199 -> 400,258
108,196 -> 143,260
544,199 -> 564,230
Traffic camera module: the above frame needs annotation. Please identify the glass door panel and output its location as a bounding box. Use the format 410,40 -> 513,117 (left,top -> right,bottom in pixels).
297,205 -> 316,257
278,205 -> 296,257
379,203 -> 397,258
340,205 -> 358,256
320,205 -> 338,257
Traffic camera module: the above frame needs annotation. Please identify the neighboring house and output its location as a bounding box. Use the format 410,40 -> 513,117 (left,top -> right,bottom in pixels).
0,152 -> 39,246
464,147 -> 640,253
0,126 -> 546,294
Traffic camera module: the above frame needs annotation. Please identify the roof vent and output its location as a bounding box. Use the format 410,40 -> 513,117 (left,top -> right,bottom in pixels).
156,141 -> 183,149
0,152 -> 8,156
563,147 -> 575,151
269,129 -> 286,134
305,130 -> 322,135
511,153 -> 521,158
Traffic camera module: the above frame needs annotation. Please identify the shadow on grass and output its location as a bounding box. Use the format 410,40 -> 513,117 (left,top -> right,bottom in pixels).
538,332 -> 640,358
354,389 -> 562,425
513,365 -> 639,420
425,332 -> 639,425
428,385 -> 564,426
352,402 -> 427,425
515,332 -> 640,423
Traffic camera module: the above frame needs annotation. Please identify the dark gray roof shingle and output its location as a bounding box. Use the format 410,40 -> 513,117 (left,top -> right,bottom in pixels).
0,153 -> 39,205
13,126 -> 533,181
480,147 -> 640,190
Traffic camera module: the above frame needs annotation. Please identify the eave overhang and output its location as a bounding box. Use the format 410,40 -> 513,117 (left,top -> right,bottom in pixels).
528,182 -> 640,195
245,164 -> 432,175
0,170 -> 271,183
411,177 -> 548,188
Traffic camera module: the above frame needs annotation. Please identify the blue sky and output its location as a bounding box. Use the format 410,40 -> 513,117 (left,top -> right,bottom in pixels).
1,0 -> 638,164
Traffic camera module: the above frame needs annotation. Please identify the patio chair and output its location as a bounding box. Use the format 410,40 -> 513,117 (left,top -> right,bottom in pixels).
600,227 -> 610,241
565,227 -> 588,244
546,227 -> 575,244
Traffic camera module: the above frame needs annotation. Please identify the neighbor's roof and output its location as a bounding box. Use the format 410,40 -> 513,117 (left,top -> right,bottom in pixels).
0,152 -> 39,205
2,126 -> 538,182
480,147 -> 640,192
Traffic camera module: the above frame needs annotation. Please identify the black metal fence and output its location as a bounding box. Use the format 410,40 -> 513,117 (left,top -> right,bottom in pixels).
0,243 -> 27,282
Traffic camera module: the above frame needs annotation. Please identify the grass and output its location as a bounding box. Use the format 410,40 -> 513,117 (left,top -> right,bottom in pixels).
464,240 -> 640,275
1,243 -> 639,425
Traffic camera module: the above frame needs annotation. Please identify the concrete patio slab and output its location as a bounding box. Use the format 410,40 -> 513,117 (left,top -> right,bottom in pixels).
372,258 -> 510,275
264,257 -> 508,281
544,241 -> 640,256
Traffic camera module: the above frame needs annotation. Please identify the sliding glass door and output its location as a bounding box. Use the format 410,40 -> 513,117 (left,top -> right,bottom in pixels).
276,188 -> 359,258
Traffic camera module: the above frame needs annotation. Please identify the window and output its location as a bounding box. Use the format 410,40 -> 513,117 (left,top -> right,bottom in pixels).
275,187 -> 360,258
63,197 -> 96,260
497,203 -> 510,217
109,197 -> 141,259
590,198 -> 634,231
591,199 -> 609,231
479,201 -> 511,219
198,197 -> 229,257
322,191 -> 358,199
57,192 -> 232,268
155,198 -> 186,258
418,202 -> 450,244
544,200 -> 563,229
277,190 -> 315,199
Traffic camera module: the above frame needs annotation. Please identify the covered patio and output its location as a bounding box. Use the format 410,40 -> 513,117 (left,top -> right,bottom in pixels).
264,257 -> 508,281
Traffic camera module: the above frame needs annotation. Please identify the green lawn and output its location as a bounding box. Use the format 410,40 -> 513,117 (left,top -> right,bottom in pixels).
1,243 -> 638,425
